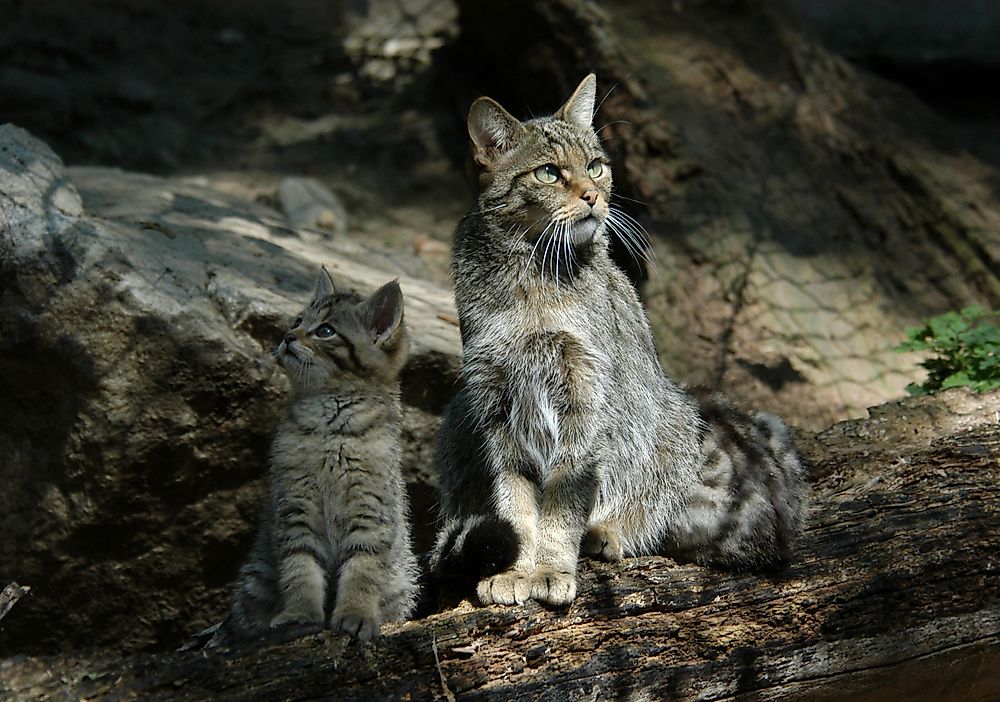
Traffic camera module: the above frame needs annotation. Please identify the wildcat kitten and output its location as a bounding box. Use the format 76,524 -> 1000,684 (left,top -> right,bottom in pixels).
431,75 -> 806,606
212,268 -> 418,643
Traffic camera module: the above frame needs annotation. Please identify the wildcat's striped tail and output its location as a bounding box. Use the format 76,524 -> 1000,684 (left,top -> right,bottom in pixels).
430,514 -> 520,581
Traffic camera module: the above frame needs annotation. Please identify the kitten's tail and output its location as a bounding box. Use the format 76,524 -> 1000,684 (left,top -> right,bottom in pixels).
430,515 -> 520,582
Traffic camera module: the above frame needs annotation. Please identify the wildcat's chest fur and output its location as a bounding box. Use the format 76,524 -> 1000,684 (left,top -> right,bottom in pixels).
272,391 -> 400,531
273,393 -> 397,472
465,283 -> 608,478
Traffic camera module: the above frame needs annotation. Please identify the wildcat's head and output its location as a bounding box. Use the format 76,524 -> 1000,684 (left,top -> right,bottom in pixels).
275,267 -> 409,393
468,74 -> 611,249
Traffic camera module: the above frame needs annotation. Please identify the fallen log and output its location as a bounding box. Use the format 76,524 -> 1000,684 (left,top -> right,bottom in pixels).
2,389 -> 998,701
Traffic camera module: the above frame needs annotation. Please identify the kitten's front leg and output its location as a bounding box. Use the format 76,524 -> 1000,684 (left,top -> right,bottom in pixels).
531,461 -> 597,606
270,547 -> 327,629
269,499 -> 328,629
476,470 -> 540,605
330,552 -> 383,642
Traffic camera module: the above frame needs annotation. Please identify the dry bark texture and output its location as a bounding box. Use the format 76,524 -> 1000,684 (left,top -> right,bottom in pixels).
3,388 -> 998,701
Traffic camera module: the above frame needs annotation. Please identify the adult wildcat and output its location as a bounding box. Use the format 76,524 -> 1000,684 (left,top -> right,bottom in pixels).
432,75 -> 806,606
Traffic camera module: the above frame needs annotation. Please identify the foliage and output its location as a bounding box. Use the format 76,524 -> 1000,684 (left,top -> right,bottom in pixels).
895,306 -> 1000,395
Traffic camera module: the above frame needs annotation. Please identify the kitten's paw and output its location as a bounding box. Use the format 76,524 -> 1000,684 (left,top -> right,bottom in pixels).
269,610 -> 323,630
476,570 -> 532,605
582,523 -> 624,562
331,610 -> 380,642
529,567 -> 576,606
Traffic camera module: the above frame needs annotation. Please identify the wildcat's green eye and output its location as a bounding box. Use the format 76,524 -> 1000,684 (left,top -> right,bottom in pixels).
587,159 -> 604,178
534,164 -> 560,184
314,323 -> 336,339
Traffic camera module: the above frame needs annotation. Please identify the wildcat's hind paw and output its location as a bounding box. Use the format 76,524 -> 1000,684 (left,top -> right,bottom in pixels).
476,570 -> 532,605
582,522 -> 624,562
529,567 -> 576,606
269,609 -> 323,630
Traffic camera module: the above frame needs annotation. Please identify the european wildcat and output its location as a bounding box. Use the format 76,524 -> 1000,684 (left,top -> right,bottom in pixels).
431,75 -> 806,606
212,268 -> 418,643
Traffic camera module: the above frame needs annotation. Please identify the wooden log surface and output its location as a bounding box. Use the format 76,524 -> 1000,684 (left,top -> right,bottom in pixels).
2,389 -> 998,701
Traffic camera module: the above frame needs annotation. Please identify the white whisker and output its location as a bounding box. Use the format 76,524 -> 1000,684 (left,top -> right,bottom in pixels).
595,82 -> 620,115
541,226 -> 555,287
554,221 -> 562,293
595,119 -> 631,136
611,189 -> 648,207
474,202 -> 508,215
607,207 -> 657,274
519,215 -> 555,285
564,223 -> 576,284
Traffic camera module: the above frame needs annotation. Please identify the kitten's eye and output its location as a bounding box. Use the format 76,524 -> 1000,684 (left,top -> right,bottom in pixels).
292,317 -> 303,328
534,164 -> 560,184
587,159 -> 604,178
314,323 -> 336,339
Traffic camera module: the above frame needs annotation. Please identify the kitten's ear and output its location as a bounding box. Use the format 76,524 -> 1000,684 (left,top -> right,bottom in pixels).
556,74 -> 597,129
313,266 -> 336,301
468,97 -> 525,167
363,279 -> 404,348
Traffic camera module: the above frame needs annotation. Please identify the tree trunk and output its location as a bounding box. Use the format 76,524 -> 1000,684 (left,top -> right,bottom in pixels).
4,389 -> 998,701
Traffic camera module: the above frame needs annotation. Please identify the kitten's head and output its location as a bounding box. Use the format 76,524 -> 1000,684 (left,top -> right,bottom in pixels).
275,267 -> 409,392
468,74 -> 611,249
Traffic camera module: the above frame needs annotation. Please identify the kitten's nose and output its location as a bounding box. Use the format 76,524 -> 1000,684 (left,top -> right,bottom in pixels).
581,189 -> 599,207
285,332 -> 297,345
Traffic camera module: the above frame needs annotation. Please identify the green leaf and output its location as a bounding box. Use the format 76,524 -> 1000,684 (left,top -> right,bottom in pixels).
894,306 -> 1000,395
940,371 -> 972,390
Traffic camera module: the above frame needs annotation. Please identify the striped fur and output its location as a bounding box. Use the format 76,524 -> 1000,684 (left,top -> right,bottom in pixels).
431,75 -> 807,606
212,269 -> 418,643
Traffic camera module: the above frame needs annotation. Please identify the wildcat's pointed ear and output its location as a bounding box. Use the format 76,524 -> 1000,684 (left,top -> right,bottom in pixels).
557,74 -> 597,129
313,266 -> 336,301
363,279 -> 404,348
468,97 -> 525,167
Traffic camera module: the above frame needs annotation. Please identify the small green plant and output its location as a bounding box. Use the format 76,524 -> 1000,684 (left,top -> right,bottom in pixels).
895,305 -> 1000,395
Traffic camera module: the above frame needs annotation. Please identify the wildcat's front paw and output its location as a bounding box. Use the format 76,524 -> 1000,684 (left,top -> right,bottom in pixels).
529,567 -> 576,606
582,522 -> 624,562
477,570 -> 532,605
331,609 -> 380,642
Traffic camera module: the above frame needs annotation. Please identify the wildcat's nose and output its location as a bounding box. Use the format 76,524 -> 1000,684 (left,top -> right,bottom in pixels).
581,189 -> 599,207
285,332 -> 297,345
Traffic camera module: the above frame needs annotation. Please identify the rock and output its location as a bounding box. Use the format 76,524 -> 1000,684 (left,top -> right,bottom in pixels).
343,0 -> 459,89
0,124 -> 460,654
797,0 -> 1000,65
277,176 -> 349,233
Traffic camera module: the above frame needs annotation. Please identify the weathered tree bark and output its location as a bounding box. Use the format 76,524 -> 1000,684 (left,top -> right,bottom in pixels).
4,389 -> 998,701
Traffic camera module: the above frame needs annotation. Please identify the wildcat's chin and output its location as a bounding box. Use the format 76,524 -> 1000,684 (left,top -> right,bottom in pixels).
278,343 -> 312,372
567,215 -> 603,245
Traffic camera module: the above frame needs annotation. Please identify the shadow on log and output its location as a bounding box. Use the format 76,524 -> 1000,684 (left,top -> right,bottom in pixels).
3,389 -> 998,701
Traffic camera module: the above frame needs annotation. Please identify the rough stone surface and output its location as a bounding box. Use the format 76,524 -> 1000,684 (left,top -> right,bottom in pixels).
277,176 -> 350,233
0,124 -> 459,655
